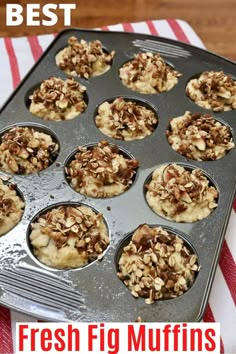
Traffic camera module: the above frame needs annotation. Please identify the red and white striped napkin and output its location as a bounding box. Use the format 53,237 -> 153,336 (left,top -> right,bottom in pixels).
0,19 -> 235,354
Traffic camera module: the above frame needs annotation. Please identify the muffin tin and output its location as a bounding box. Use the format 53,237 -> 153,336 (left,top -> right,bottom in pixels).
0,28 -> 236,322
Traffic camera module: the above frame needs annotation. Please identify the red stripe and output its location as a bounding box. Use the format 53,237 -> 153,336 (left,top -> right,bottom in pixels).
203,304 -> 225,354
166,19 -> 191,44
0,306 -> 14,354
4,37 -> 21,88
101,26 -> 109,31
233,197 -> 236,212
27,36 -> 43,62
203,303 -> 215,322
122,23 -> 134,32
146,20 -> 159,36
219,240 -> 236,305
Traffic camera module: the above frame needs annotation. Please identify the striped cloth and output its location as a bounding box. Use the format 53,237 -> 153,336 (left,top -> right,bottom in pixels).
0,19 -> 235,354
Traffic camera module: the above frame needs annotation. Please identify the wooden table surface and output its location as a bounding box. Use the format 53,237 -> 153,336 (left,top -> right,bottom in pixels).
0,0 -> 235,61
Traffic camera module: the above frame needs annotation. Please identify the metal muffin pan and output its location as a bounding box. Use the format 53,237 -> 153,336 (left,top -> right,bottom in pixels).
0,28 -> 236,322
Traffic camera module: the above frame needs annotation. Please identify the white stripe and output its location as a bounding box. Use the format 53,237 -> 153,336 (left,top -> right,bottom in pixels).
0,38 -> 14,107
152,19 -> 177,40
11,37 -> 35,80
106,24 -> 123,32
176,19 -> 205,48
11,310 -> 38,353
224,210 -> 236,263
209,267 -> 236,354
131,21 -> 151,35
37,34 -> 55,53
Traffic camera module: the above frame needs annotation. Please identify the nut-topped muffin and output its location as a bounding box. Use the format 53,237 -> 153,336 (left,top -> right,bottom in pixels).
29,205 -> 109,269
119,52 -> 181,94
55,36 -> 115,78
95,97 -> 158,141
0,126 -> 59,175
167,111 -> 234,160
65,140 -> 139,198
186,71 -> 236,111
0,178 -> 24,236
117,224 -> 199,304
29,76 -> 87,121
146,164 -> 218,222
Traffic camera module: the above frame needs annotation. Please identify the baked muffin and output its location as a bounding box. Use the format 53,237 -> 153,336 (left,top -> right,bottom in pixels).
0,126 -> 59,175
117,224 -> 199,304
119,52 -> 181,94
65,140 -> 139,198
186,71 -> 236,111
29,76 -> 87,121
29,204 -> 109,269
95,97 -> 158,141
167,111 -> 234,160
0,178 -> 24,236
146,164 -> 218,222
55,36 -> 115,78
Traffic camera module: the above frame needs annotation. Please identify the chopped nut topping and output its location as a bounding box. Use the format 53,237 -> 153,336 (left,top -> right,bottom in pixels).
167,111 -> 234,160
95,97 -> 158,141
186,71 -> 236,111
0,126 -> 59,175
0,178 -> 24,236
136,316 -> 143,322
65,140 -> 139,198
117,224 -> 199,303
55,36 -> 115,78
29,76 -> 87,121
29,205 -> 109,269
119,52 -> 181,94
146,164 -> 218,222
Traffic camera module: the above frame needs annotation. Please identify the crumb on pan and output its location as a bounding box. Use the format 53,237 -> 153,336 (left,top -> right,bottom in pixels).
29,76 -> 87,121
186,71 -> 236,111
96,97 -> 158,141
0,126 -> 59,175
29,205 -> 109,269
146,164 -> 218,222
0,178 -> 24,236
119,52 -> 181,94
167,111 -> 234,160
117,224 -> 199,304
65,140 -> 139,198
55,36 -> 115,78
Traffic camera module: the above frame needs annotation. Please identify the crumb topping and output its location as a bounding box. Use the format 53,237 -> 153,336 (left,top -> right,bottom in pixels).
0,179 -> 24,236
186,71 -> 236,111
0,126 -> 59,174
29,76 -> 87,121
119,52 -> 181,94
117,224 -> 199,304
30,205 -> 109,269
96,97 -> 158,141
146,164 -> 218,222
66,140 -> 139,198
167,111 -> 234,160
55,36 -> 115,78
